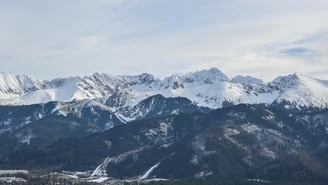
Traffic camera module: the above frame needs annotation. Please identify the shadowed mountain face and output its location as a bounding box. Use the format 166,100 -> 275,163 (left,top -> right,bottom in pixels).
0,95 -> 209,157
2,105 -> 328,184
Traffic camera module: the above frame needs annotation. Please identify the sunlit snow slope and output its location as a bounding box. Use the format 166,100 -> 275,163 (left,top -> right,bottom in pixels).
1,68 -> 328,110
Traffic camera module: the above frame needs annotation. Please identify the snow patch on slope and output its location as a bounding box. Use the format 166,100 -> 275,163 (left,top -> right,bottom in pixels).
139,162 -> 161,180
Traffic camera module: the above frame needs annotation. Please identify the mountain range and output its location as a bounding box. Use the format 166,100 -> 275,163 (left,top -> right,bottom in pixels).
1,68 -> 328,184
1,68 -> 328,111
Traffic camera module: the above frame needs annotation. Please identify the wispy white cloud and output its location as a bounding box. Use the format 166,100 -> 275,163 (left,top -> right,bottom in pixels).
0,0 -> 327,81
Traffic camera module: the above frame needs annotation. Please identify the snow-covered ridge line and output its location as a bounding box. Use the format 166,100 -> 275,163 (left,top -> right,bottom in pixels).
0,68 -> 234,106
1,69 -> 328,111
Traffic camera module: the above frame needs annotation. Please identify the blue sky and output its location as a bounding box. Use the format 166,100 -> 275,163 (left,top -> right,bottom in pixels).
1,0 -> 328,81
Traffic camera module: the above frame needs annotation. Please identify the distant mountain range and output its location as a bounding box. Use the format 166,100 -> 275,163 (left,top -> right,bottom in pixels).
1,68 -> 328,111
1,68 -> 328,184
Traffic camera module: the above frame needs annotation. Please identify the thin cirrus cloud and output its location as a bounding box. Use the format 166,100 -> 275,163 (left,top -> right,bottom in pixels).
280,48 -> 315,57
0,0 -> 327,81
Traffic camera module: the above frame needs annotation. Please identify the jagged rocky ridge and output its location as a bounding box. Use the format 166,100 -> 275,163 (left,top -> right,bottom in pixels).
1,68 -> 328,111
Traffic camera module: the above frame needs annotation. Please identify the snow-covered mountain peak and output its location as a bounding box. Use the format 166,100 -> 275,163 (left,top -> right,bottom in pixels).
272,73 -> 323,88
0,73 -> 44,99
181,68 -> 229,86
231,75 -> 264,84
0,72 -> 42,87
186,67 -> 229,80
270,73 -> 328,109
208,67 -> 228,75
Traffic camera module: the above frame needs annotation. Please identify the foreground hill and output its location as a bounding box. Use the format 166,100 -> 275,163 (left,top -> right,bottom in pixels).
2,104 -> 328,184
0,95 -> 208,157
